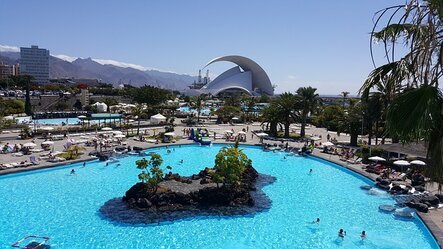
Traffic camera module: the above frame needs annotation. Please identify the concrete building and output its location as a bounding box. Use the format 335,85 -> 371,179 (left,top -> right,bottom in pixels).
186,55 -> 274,97
20,45 -> 49,84
80,89 -> 90,106
0,63 -> 19,79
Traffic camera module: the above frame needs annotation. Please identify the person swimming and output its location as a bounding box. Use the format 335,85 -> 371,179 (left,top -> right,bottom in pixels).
283,156 -> 286,159
180,159 -> 184,163
309,169 -> 313,174
312,218 -> 320,224
167,149 -> 171,153
106,162 -> 109,167
116,163 -> 121,167
338,229 -> 346,239
82,162 -> 86,168
360,231 -> 366,240
70,169 -> 76,175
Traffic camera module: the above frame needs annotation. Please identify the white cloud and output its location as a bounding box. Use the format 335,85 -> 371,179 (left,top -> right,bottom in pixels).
0,45 -> 19,52
92,58 -> 147,71
53,54 -> 78,62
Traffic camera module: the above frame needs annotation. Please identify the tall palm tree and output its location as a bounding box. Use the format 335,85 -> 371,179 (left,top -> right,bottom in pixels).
362,1 -> 443,186
190,96 -> 203,123
131,104 -> 144,135
296,87 -> 320,138
340,91 -> 349,109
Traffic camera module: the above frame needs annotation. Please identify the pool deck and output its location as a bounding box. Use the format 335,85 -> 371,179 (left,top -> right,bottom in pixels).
0,122 -> 441,247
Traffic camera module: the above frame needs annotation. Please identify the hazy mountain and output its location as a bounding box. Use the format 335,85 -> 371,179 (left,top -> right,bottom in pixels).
0,52 -> 196,90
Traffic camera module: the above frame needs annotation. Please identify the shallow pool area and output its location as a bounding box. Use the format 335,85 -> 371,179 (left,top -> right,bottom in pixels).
177,106 -> 215,116
0,144 -> 439,248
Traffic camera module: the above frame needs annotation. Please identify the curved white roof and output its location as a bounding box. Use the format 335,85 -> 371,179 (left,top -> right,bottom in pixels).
204,55 -> 273,95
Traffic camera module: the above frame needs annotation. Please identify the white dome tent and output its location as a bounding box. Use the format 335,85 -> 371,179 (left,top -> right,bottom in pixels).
150,114 -> 166,125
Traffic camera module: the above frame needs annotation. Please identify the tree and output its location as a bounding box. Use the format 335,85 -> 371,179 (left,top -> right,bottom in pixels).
212,146 -> 251,187
131,104 -> 144,135
296,87 -> 320,137
345,100 -> 364,146
64,145 -> 86,160
101,97 -> 118,112
215,105 -> 241,123
274,92 -> 299,137
10,75 -> 33,116
136,153 -> 165,195
261,102 -> 281,136
362,1 -> 443,185
340,91 -> 349,109
73,99 -> 83,110
190,96 -> 203,123
242,96 -> 256,122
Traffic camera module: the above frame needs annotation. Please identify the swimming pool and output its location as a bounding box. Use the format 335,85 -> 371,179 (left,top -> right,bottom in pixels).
177,106 -> 215,116
34,118 -> 82,125
0,144 -> 438,248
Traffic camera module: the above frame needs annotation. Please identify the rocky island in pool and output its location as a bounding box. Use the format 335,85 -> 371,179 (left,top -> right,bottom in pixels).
100,144 -> 275,224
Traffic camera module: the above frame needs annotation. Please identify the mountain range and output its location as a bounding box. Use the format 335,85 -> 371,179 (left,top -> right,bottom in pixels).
0,51 -> 196,90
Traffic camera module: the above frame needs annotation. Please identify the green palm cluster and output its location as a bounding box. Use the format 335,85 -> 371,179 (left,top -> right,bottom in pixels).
361,0 -> 443,186
261,87 -> 321,138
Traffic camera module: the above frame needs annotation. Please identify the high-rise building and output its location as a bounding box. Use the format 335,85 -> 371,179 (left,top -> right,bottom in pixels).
20,45 -> 49,84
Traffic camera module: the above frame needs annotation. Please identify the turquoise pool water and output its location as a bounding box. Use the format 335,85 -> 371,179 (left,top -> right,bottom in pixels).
33,118 -> 113,125
177,106 -> 214,116
34,118 -> 82,125
0,144 -> 438,248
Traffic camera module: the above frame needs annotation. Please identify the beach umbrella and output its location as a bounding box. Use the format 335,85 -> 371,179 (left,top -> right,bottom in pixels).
410,160 -> 426,166
255,132 -> 268,137
311,136 -> 321,141
238,131 -> 246,135
394,160 -> 411,172
114,134 -> 126,138
40,126 -> 54,131
41,141 -> 54,145
231,117 -> 239,120
394,160 -> 410,166
101,127 -> 113,131
164,132 -> 175,136
225,130 -> 234,134
113,131 -> 123,135
323,141 -> 334,147
368,156 -> 386,162
23,142 -> 37,147
77,115 -> 87,119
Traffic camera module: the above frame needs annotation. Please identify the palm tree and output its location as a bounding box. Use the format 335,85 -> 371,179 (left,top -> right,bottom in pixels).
261,103 -> 281,137
340,91 -> 349,109
242,96 -> 256,122
131,104 -> 144,135
275,92 -> 299,138
362,1 -> 443,186
296,87 -> 320,137
190,96 -> 203,123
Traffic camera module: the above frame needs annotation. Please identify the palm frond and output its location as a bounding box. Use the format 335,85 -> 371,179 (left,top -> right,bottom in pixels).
386,85 -> 442,141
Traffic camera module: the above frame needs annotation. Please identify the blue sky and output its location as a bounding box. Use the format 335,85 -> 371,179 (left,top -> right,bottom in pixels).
0,0 -> 394,95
